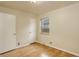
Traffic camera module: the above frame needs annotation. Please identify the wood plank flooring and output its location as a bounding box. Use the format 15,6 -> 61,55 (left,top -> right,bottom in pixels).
0,42 -> 76,57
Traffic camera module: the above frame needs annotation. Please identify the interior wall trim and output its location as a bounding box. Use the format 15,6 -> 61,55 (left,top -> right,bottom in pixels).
36,41 -> 79,56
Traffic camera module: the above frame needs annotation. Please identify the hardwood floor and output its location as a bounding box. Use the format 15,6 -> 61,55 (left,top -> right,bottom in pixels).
0,42 -> 76,57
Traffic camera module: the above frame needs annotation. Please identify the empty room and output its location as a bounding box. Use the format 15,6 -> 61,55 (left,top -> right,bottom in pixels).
0,1 -> 79,57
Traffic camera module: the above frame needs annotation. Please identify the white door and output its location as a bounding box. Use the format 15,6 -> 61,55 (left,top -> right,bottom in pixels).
0,12 -> 16,53
28,19 -> 36,43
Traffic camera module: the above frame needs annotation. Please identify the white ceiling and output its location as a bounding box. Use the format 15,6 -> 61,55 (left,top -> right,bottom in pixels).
0,1 -> 78,15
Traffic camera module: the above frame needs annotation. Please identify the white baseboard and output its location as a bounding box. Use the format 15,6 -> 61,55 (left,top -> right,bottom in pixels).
16,42 -> 34,49
0,42 -> 33,54
1,41 -> 79,56
36,41 -> 79,56
16,43 -> 30,49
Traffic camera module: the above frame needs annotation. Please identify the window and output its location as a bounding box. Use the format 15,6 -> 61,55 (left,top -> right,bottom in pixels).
41,17 -> 49,33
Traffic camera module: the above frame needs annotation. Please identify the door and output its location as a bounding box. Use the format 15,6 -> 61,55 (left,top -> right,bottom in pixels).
0,12 -> 16,53
28,19 -> 36,43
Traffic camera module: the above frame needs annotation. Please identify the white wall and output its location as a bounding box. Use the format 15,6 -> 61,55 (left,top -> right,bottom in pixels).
0,6 -> 36,48
37,3 -> 79,56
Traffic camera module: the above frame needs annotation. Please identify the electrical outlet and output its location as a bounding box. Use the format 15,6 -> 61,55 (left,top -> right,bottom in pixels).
49,42 -> 53,45
18,42 -> 20,46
